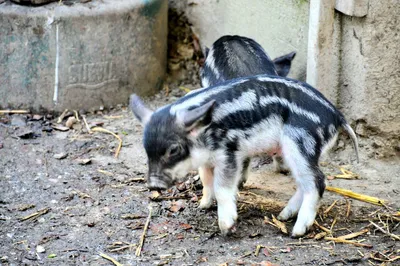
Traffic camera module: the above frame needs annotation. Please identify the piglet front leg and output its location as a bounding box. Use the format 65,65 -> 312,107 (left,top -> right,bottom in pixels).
213,160 -> 243,236
198,166 -> 215,209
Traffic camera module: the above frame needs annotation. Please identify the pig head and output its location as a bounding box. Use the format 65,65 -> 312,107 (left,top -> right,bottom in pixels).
130,94 -> 215,190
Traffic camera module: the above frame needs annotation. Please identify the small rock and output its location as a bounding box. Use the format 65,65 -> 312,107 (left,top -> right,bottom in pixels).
65,117 -> 77,128
42,126 -> 53,132
76,158 -> 92,165
0,256 -> 9,263
31,114 -> 43,121
0,143 -> 3,149
51,124 -> 70,131
355,123 -> 368,137
54,153 -> 68,160
11,115 -> 27,127
337,140 -> 345,149
16,129 -> 35,139
372,139 -> 384,148
36,245 -> 45,253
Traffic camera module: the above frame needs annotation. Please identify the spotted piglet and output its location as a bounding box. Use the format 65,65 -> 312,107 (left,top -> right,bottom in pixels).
130,75 -> 359,237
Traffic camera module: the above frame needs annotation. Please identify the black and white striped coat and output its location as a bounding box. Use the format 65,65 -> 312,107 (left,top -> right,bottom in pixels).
200,35 -> 296,88
130,74 -> 359,237
199,35 -> 297,175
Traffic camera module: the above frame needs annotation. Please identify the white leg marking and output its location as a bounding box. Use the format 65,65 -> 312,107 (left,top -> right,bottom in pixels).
280,134 -> 321,237
292,191 -> 320,237
198,166 -> 214,209
278,187 -> 303,221
213,165 -> 241,236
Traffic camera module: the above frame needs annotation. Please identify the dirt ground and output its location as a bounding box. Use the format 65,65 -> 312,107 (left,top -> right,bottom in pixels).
1,7 -> 399,266
1,82 -> 399,266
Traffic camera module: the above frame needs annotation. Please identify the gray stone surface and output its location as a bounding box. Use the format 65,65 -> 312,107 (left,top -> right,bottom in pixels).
0,0 -> 168,111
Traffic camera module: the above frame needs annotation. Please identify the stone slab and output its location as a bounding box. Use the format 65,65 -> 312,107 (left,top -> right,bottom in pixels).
0,0 -> 168,111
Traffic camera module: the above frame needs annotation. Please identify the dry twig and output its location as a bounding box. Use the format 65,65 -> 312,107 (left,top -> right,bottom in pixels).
334,167 -> 359,179
57,109 -> 69,123
135,206 -> 152,256
20,208 -> 50,222
91,127 -> 122,158
346,199 -> 351,218
0,110 -> 29,114
324,237 -> 373,248
271,214 -> 288,234
73,110 -> 80,122
82,115 -> 92,133
99,253 -> 123,266
97,169 -> 114,176
338,229 -> 369,240
314,221 -> 331,233
369,221 -> 400,240
324,200 -> 339,215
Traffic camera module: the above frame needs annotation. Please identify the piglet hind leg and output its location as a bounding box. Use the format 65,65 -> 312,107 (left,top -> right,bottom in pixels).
198,166 -> 215,209
279,136 -> 324,237
213,161 -> 242,236
238,157 -> 251,189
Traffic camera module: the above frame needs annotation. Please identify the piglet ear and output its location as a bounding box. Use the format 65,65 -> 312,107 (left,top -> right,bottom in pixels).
129,94 -> 153,126
273,51 -> 296,77
177,100 -> 216,132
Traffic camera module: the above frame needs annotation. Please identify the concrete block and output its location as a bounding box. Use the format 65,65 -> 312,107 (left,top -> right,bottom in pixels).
335,0 -> 369,17
0,0 -> 168,111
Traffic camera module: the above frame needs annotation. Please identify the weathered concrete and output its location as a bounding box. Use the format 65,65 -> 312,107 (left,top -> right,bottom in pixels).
338,0 -> 400,150
306,0 -> 337,103
0,0 -> 168,111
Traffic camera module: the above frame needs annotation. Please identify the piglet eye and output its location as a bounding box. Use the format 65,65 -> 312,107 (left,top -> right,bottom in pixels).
168,144 -> 181,157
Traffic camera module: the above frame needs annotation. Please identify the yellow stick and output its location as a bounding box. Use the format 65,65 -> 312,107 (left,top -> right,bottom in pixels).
326,186 -> 386,206
0,110 -> 29,114
324,237 -> 373,248
338,229 -> 369,240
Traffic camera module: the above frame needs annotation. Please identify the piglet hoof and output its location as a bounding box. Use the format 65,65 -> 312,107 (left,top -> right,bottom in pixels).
219,222 -> 237,237
291,220 -> 314,238
199,197 -> 213,209
291,224 -> 307,238
218,214 -> 237,237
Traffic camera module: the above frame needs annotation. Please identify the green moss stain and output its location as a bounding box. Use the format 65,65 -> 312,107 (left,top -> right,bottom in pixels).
140,0 -> 163,17
295,0 -> 309,6
24,35 -> 50,87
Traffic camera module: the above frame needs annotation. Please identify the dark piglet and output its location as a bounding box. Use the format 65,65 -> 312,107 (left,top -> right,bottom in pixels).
200,35 -> 296,88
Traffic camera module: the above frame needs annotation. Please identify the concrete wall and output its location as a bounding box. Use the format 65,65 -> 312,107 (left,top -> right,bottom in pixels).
170,0 -> 400,156
0,0 -> 168,112
338,0 -> 400,141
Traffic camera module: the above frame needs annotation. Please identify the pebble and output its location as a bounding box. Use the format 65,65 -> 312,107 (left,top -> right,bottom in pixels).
36,245 -> 45,253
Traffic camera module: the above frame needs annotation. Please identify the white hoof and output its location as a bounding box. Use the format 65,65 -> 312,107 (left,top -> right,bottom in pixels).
218,216 -> 237,236
291,222 -> 308,237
